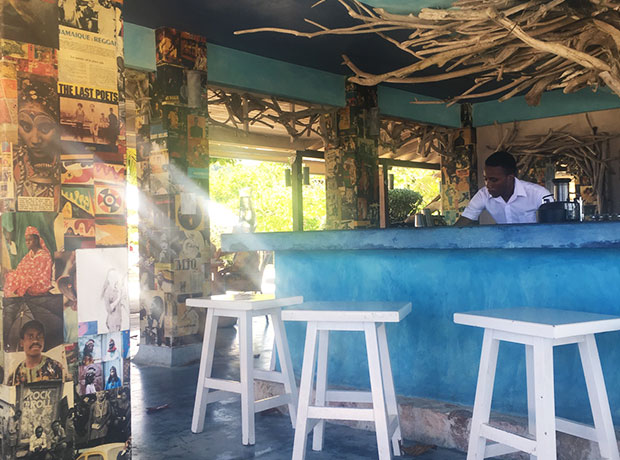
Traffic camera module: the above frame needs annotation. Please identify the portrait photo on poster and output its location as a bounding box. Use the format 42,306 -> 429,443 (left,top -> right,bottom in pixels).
103,358 -> 122,390
79,333 -> 102,366
3,294 -> 63,354
76,247 -> 129,334
79,362 -> 103,395
4,341 -> 70,386
2,214 -> 57,300
102,331 -> 121,362
14,73 -> 61,212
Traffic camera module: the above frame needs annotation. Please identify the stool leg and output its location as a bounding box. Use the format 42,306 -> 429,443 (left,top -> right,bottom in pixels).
271,311 -> 299,426
239,311 -> 255,446
378,323 -> 402,456
365,322 -> 391,460
292,322 -> 319,460
578,334 -> 620,460
532,337 -> 556,460
192,308 -> 218,433
269,333 -> 277,372
525,344 -> 537,460
312,329 -> 329,451
466,329 -> 500,460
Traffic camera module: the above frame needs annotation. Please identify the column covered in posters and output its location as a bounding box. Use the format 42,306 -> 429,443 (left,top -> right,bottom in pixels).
1,1 -> 131,458
323,82 -> 381,229
440,128 -> 477,225
132,27 -> 210,366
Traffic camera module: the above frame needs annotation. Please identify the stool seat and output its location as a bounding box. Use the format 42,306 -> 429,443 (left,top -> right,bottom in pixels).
455,307 -> 620,460
455,307 -> 620,338
286,301 -> 411,460
187,294 -> 302,446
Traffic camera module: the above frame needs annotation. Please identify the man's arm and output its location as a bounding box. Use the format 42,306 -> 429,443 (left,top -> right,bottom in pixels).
454,215 -> 476,227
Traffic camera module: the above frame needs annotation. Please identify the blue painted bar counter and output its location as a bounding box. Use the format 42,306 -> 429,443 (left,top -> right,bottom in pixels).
222,222 -> 620,424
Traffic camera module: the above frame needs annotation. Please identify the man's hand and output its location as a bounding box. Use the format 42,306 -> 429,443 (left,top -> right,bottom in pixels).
454,215 -> 476,227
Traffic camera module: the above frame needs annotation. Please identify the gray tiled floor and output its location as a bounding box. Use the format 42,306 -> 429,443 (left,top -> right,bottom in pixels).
130,317 -> 467,460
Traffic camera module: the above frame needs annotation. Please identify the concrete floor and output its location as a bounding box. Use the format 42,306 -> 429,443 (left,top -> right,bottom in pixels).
130,316 -> 468,460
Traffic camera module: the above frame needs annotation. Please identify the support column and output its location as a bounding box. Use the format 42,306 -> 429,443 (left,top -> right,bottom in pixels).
133,28 -> 210,367
441,128 -> 478,225
1,1 -> 131,457
323,82 -> 381,229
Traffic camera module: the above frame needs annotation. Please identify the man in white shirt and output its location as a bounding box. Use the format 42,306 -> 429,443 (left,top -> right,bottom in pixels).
455,150 -> 552,226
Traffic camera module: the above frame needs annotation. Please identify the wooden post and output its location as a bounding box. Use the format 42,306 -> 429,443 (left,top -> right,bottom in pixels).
292,152 -> 304,231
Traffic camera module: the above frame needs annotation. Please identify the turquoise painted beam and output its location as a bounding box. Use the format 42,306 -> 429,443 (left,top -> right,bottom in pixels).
378,86 -> 461,127
124,22 -> 344,107
125,22 -> 620,128
473,87 -> 620,127
124,23 -> 157,71
207,44 -> 345,107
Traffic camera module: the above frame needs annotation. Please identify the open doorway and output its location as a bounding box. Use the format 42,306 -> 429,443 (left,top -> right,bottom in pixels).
209,157 -> 326,294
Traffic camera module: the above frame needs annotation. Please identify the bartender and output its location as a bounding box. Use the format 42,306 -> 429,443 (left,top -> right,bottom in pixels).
455,150 -> 552,226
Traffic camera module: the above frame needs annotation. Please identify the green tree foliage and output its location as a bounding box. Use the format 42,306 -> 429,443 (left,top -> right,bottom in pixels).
388,188 -> 424,223
391,166 -> 441,206
209,159 -> 326,246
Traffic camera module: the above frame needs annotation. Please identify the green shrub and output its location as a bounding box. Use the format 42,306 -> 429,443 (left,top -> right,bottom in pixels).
388,188 -> 424,223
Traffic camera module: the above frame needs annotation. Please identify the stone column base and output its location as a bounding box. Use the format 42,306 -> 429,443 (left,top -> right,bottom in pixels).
255,380 -> 615,460
133,343 -> 203,367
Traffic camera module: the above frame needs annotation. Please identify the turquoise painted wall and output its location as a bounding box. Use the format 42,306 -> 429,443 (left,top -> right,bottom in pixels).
473,87 -> 620,127
276,247 -> 620,423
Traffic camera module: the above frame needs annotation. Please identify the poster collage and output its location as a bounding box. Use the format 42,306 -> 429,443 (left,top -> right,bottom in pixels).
324,83 -> 381,230
124,28 -> 210,351
441,128 -> 478,225
0,1 -> 131,459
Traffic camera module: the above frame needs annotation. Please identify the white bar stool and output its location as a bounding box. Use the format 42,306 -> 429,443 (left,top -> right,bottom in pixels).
283,301 -> 412,460
454,307 -> 620,460
186,294 -> 302,445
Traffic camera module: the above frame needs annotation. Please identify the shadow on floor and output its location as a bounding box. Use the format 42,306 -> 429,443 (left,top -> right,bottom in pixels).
130,318 -> 468,460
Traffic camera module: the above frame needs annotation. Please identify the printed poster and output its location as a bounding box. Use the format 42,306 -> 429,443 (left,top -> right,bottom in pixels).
94,216 -> 127,246
58,26 -> 117,91
1,40 -> 58,78
61,159 -> 94,185
0,61 -> 18,144
0,0 -> 59,48
94,162 -> 125,184
76,247 -> 129,334
61,185 -> 95,218
14,72 -> 61,212
94,183 -> 125,215
59,0 -> 119,38
59,82 -> 119,146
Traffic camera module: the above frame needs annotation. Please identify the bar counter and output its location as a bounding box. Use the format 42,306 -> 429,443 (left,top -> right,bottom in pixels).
222,222 -> 620,425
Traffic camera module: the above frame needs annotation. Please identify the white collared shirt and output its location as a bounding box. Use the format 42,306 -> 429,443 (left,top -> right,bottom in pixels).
461,177 -> 552,224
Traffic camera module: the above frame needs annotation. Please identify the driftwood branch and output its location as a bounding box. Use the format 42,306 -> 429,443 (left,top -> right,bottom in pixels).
492,117 -> 620,212
237,0 -> 620,105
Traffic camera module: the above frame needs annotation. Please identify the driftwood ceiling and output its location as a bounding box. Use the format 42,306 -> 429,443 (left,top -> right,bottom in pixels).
208,87 -> 451,163
237,0 -> 620,105
493,115 -> 620,211
207,87 -> 334,144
